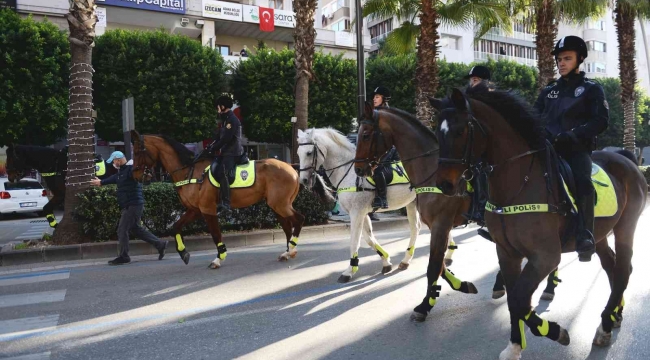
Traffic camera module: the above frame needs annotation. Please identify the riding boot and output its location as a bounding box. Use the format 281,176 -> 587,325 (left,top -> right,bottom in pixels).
217,174 -> 232,215
372,171 -> 388,209
576,190 -> 596,262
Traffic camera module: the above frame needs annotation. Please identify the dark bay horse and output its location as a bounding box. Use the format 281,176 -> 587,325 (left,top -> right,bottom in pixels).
5,145 -> 115,227
433,88 -> 646,359
129,130 -> 304,268
353,102 -> 479,321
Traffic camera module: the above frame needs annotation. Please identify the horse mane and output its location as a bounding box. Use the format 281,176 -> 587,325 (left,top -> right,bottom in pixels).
383,107 -> 438,143
301,128 -> 355,153
11,145 -> 66,171
153,135 -> 196,166
467,90 -> 546,150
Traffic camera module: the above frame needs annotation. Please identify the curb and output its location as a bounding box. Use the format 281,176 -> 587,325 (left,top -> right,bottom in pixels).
0,217 -> 410,267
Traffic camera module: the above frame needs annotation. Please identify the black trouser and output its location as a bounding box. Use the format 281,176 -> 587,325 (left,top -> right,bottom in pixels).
117,204 -> 164,258
212,156 -> 236,206
559,149 -> 594,234
372,167 -> 387,200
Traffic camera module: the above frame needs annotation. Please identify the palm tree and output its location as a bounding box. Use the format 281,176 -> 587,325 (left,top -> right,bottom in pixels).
52,0 -> 97,244
292,0 -> 318,162
363,0 -> 511,123
614,0 -> 650,153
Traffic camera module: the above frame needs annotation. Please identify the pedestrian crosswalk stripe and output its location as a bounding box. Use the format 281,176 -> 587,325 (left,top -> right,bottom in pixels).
0,290 -> 66,308
0,315 -> 59,336
0,270 -> 69,287
0,352 -> 51,360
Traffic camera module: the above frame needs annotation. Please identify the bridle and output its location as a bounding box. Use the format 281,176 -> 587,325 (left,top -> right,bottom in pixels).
297,140 -> 355,190
132,139 -> 156,183
437,109 -> 487,182
355,109 -> 389,168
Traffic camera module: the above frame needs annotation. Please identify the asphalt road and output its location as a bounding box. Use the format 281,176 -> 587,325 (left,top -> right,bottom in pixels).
0,211 -> 62,245
0,214 -> 649,360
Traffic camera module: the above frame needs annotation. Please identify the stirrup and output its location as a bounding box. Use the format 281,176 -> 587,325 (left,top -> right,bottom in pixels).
477,228 -> 493,242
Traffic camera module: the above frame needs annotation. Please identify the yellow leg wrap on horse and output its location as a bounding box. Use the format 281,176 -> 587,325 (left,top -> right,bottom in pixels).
175,234 -> 186,252
428,280 -> 438,307
525,311 -> 550,337
218,242 -> 227,260
446,239 -> 456,258
443,268 -> 462,290
552,270 -> 560,285
289,236 -> 299,249
351,252 -> 359,274
408,246 -> 415,256
47,214 -> 57,228
374,244 -> 389,259
519,319 -> 527,350
621,297 -> 625,307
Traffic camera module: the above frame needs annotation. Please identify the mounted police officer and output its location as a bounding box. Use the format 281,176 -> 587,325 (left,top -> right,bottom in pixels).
370,86 -> 399,211
534,35 -> 609,262
207,95 -> 244,215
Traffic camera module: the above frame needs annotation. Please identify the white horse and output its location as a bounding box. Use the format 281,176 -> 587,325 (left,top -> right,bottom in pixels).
297,128 -> 427,283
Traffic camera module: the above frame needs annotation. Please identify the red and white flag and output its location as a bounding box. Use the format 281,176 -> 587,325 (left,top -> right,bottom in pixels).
259,7 -> 275,32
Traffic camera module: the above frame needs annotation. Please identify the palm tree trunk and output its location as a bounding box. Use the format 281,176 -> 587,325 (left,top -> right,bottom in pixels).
535,0 -> 557,91
615,0 -> 637,153
52,0 -> 97,244
292,0 -> 317,163
415,0 -> 439,125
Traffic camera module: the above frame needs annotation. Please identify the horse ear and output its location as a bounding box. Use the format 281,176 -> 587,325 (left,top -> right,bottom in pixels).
450,88 -> 468,111
428,97 -> 444,111
364,101 -> 374,120
130,130 -> 141,143
297,129 -> 305,138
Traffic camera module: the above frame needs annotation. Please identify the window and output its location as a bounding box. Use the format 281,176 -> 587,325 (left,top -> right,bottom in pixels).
587,20 -> 606,31
268,0 -> 284,10
332,19 -> 351,32
216,45 -> 230,57
369,19 -> 392,39
3,181 -> 43,190
439,34 -> 459,50
587,40 -> 606,52
586,62 -> 607,73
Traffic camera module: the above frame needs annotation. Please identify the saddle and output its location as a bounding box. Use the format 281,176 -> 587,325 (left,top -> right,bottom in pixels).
367,162 -> 409,186
207,154 -> 255,188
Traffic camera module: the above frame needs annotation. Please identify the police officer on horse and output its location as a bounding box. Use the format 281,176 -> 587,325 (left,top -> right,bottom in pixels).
534,35 -> 609,262
370,86 -> 399,211
207,95 -> 244,214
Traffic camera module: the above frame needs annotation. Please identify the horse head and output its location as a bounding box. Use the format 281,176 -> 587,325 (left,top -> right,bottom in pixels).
354,101 -> 394,177
5,145 -> 29,183
434,88 -> 488,196
130,130 -> 155,182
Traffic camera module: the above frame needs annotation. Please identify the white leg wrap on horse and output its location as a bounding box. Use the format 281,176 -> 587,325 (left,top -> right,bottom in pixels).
499,342 -> 522,360
211,257 -> 222,268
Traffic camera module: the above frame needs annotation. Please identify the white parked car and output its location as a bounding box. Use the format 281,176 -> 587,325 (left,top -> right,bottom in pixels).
0,177 -> 49,217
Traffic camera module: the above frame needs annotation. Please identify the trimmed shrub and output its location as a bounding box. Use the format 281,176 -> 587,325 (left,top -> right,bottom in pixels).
74,182 -> 329,241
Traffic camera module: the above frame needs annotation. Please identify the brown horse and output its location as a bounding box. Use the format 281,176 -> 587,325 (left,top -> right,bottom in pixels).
353,102 -> 479,321
130,130 -> 305,268
433,88 -> 646,359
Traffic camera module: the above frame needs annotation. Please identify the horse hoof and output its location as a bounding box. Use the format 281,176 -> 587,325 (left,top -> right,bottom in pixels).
613,319 -> 622,329
492,290 -> 506,299
540,292 -> 555,301
278,254 -> 289,262
180,251 -> 190,265
382,265 -> 393,274
208,262 -> 220,269
499,343 -> 522,360
592,325 -> 611,347
410,312 -> 427,323
465,282 -> 478,294
557,327 -> 571,346
289,252 -> 297,259
398,262 -> 409,270
444,258 -> 453,267
338,275 -> 352,283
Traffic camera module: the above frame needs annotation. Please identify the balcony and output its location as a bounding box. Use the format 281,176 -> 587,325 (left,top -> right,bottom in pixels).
371,31 -> 392,45
474,51 -> 537,67
483,28 -> 536,42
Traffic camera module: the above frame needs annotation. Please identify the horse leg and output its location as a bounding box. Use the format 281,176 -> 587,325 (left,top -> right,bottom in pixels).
361,213 -> 392,274
44,192 -> 64,228
399,201 -> 421,270
540,267 -> 561,301
338,210 -> 366,283
277,215 -> 294,262
172,210 -> 200,265
492,270 -> 506,299
286,210 -> 305,258
443,233 -> 457,267
203,214 -> 226,269
594,221 -> 636,347
500,252 -> 569,360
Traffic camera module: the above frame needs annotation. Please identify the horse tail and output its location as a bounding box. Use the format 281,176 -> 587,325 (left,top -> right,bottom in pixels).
312,173 -> 337,206
615,149 -> 638,164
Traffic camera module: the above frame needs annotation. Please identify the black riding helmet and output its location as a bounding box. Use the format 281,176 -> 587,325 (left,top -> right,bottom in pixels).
373,86 -> 391,101
216,95 -> 234,109
551,36 -> 588,61
463,65 -> 491,80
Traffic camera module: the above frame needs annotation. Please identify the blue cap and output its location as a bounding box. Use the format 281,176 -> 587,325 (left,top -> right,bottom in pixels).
106,151 -> 125,163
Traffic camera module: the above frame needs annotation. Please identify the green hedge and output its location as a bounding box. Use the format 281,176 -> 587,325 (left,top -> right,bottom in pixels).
74,182 -> 330,241
639,166 -> 650,186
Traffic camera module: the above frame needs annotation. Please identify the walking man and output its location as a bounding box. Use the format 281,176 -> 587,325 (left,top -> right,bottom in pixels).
90,151 -> 169,265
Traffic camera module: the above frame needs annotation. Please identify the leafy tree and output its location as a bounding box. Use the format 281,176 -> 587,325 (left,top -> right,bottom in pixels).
367,54 -> 418,113
230,48 -> 357,143
0,10 -> 70,147
93,29 -> 227,143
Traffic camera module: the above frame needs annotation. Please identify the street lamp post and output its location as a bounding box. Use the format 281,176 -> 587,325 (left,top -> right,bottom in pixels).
355,0 -> 366,120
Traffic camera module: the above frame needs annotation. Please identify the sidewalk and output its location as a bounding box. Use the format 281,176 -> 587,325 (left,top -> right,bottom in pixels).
0,214 -> 410,267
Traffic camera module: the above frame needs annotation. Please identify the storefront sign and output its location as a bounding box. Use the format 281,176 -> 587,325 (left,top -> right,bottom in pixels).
95,0 -> 186,15
202,0 -> 242,22
243,5 -> 295,28
96,7 -> 107,27
0,0 -> 16,11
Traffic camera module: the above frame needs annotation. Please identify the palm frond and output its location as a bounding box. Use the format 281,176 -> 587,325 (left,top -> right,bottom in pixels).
383,21 -> 420,55
438,0 -> 513,39
557,0 -> 608,24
